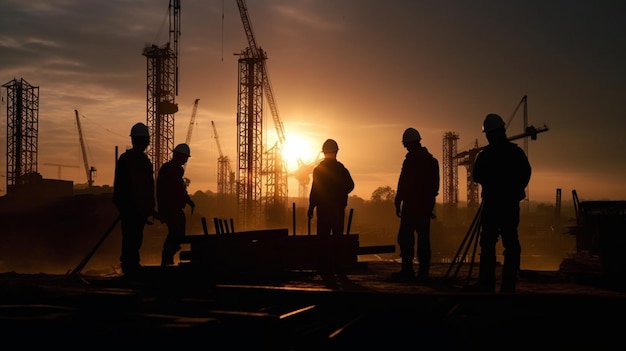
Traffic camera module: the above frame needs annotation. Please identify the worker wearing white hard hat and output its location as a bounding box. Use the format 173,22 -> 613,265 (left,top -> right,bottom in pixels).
391,128 -> 440,283
113,122 -> 157,277
157,143 -> 195,266
470,114 -> 531,293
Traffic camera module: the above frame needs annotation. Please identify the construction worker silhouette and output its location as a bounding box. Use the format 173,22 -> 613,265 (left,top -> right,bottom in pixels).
471,114 -> 531,293
391,128 -> 440,283
308,139 -> 354,270
157,143 -> 195,266
113,122 -> 158,276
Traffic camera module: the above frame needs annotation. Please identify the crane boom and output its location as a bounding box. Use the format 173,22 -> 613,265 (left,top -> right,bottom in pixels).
235,0 -> 286,145
74,109 -> 95,186
454,124 -> 549,159
235,0 -> 260,56
185,98 -> 200,145
211,120 -> 224,158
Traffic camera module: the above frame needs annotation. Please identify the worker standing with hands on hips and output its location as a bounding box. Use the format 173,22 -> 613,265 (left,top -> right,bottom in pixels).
113,122 -> 158,277
308,139 -> 355,270
157,143 -> 195,267
391,128 -> 440,283
471,114 -> 531,293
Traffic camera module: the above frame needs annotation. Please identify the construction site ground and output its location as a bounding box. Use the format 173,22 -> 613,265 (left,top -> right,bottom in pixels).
0,257 -> 624,350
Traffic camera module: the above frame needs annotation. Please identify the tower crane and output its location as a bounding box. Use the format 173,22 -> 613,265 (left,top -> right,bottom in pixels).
235,0 -> 288,228
211,120 -> 234,196
74,109 -> 96,187
185,98 -> 200,145
235,0 -> 286,145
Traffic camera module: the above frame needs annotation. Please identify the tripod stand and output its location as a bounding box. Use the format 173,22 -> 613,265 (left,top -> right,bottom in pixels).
444,201 -> 483,286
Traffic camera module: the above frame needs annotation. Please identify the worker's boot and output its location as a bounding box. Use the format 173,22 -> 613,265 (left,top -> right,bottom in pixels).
416,262 -> 430,284
390,258 -> 415,282
467,254 -> 496,292
501,257 -> 520,293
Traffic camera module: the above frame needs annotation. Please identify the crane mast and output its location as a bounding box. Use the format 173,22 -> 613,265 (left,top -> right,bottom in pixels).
143,0 -> 181,176
235,0 -> 286,145
74,109 -> 95,187
235,0 -> 288,229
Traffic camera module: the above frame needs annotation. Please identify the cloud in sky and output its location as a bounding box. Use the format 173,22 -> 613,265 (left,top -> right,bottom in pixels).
1,0 -> 625,203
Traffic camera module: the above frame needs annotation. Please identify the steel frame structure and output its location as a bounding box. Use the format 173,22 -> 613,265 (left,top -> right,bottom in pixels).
143,44 -> 177,175
142,0 -> 180,175
263,143 -> 287,226
442,131 -> 459,206
2,78 -> 39,189
237,51 -> 265,229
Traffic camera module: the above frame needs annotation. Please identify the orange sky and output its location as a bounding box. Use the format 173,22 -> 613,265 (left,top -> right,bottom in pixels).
1,1 -> 625,204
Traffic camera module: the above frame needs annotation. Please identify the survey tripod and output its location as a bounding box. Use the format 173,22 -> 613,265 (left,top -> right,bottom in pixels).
444,201 -> 483,287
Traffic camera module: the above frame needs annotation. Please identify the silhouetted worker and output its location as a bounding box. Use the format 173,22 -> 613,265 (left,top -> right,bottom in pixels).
391,128 -> 440,283
472,114 -> 531,293
113,122 -> 158,276
308,139 -> 354,270
157,143 -> 195,266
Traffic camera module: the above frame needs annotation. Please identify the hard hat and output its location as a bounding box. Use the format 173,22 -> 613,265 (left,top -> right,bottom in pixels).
130,122 -> 149,137
402,128 -> 421,144
322,139 -> 339,153
173,143 -> 191,157
482,114 -> 505,133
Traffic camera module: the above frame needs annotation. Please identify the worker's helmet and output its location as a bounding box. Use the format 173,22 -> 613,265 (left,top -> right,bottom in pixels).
482,114 -> 505,133
173,143 -> 191,157
130,122 -> 149,137
322,139 -> 339,153
402,128 -> 421,145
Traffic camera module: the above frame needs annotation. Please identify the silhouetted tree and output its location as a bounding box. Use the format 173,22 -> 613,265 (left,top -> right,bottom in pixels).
371,186 -> 396,202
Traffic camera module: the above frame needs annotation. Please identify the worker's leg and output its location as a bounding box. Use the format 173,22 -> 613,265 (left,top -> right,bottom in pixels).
475,203 -> 499,292
316,208 -> 332,236
120,215 -> 145,275
330,208 -> 346,236
161,210 -> 186,266
390,219 -> 416,281
500,202 -> 521,293
315,208 -> 332,272
415,215 -> 432,279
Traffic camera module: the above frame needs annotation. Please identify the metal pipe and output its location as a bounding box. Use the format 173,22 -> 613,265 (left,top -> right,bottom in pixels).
346,208 -> 354,235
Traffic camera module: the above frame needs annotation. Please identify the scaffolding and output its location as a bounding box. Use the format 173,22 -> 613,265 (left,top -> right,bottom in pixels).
442,131 -> 459,206
2,78 -> 39,188
263,142 -> 288,227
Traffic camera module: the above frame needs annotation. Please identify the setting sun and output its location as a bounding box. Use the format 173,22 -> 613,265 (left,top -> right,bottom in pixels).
282,133 -> 321,174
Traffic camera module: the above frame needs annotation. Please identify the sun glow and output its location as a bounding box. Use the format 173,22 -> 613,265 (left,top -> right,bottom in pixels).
282,133 -> 321,174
